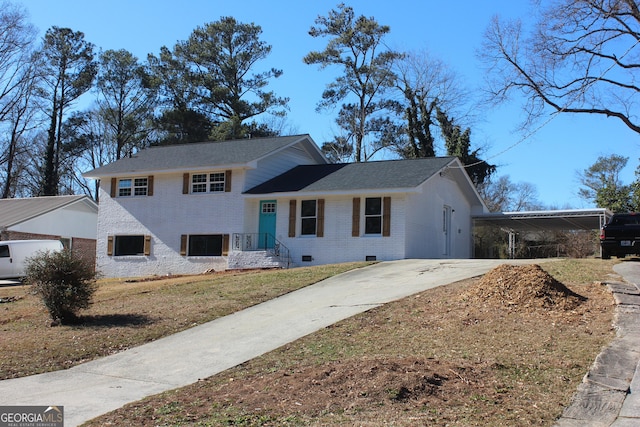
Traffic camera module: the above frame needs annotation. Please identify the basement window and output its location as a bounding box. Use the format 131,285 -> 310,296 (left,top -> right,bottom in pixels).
188,235 -> 223,256
180,234 -> 230,257
114,235 -> 146,256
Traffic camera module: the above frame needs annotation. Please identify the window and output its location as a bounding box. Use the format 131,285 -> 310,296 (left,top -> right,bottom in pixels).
365,197 -> 382,234
0,245 -> 9,258
118,179 -> 131,196
181,234 -> 229,256
301,200 -> 317,235
353,197 -> 390,237
262,202 -> 276,214
191,172 -> 226,193
60,238 -> 71,250
289,199 -> 324,237
118,178 -> 148,197
113,235 -> 146,256
111,176 -> 153,198
188,235 -> 223,256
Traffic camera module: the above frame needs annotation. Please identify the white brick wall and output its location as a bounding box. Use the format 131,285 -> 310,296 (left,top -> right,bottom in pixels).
96,160 -> 480,278
227,251 -> 286,269
275,195 -> 408,266
267,176 -> 475,267
96,145 -> 324,278
403,175 -> 474,259
96,171 -> 246,278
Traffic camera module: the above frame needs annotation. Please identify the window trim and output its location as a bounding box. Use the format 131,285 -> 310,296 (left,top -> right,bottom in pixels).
354,196 -> 391,237
352,197 -> 361,237
288,200 -> 296,237
261,201 -> 276,214
180,234 -> 230,256
288,199 -> 325,237
110,176 -> 153,197
184,170 -> 232,194
300,200 -> 317,236
108,235 -> 151,256
364,197 -> 383,235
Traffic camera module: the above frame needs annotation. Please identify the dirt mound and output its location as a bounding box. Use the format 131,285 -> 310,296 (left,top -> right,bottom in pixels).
461,264 -> 586,311
212,357 -> 481,418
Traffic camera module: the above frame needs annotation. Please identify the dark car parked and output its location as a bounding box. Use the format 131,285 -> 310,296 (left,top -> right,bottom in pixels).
600,213 -> 640,259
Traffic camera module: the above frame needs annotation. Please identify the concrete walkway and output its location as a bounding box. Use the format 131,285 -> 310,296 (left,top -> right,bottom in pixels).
555,260 -> 640,427
0,259 -> 530,427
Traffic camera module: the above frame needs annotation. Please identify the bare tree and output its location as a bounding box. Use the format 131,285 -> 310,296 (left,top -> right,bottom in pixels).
0,2 -> 39,197
480,175 -> 542,212
1,65 -> 41,198
393,49 -> 469,159
18,131 -> 47,197
481,0 -> 640,134
475,175 -> 544,259
0,2 -> 36,120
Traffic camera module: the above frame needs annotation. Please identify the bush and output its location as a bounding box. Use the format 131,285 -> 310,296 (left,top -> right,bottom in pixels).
24,249 -> 97,325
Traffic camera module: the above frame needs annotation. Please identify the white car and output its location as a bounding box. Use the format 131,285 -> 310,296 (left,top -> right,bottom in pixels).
0,240 -> 64,279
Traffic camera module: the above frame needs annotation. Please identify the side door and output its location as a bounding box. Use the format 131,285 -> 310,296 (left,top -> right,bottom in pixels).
258,200 -> 277,249
443,205 -> 452,257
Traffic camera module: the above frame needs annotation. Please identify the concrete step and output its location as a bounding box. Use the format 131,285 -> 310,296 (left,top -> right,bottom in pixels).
227,250 -> 290,270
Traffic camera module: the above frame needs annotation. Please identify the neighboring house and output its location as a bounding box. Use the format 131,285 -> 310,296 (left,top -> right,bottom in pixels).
0,195 -> 98,265
84,135 -> 487,278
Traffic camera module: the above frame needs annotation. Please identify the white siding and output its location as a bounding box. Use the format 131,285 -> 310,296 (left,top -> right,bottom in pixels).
11,203 -> 97,239
244,145 -> 319,190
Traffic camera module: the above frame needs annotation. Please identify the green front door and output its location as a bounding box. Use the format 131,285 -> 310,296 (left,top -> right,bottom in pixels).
258,200 -> 277,249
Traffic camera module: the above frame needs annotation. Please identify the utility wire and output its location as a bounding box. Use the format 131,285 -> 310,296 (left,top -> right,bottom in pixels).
451,36 -> 640,171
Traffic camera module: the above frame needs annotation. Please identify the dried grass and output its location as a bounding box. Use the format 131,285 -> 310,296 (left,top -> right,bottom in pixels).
86,260 -> 618,426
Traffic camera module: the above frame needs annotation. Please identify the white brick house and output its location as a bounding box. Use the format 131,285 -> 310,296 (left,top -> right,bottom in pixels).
84,135 -> 488,278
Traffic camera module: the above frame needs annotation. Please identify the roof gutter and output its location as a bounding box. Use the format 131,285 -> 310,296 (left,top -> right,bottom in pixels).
242,187 -> 421,198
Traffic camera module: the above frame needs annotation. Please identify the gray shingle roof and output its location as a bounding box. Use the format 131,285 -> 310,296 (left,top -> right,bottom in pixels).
84,135 -> 322,177
0,195 -> 96,228
245,157 -> 457,194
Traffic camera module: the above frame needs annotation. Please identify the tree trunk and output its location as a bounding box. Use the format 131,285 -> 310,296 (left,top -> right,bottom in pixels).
42,107 -> 58,196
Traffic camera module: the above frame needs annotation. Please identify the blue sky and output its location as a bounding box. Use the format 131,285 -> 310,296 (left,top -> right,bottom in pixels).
17,0 -> 639,208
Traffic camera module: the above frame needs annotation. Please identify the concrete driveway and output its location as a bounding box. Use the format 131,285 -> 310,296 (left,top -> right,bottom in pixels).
0,259 -> 542,426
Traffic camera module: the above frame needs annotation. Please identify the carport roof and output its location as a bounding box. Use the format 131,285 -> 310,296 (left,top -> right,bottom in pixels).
473,209 -> 613,232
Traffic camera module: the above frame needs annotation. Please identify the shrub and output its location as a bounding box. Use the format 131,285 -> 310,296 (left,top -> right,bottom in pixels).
24,249 -> 97,325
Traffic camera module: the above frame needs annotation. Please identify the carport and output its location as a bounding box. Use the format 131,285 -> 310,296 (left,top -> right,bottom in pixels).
473,209 -> 613,258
